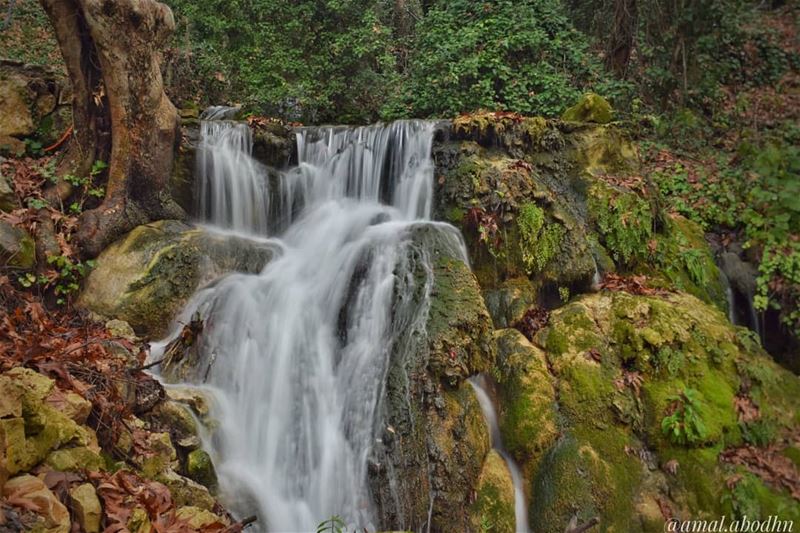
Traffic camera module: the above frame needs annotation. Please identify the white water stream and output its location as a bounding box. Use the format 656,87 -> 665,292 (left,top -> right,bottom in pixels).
159,114 -> 528,532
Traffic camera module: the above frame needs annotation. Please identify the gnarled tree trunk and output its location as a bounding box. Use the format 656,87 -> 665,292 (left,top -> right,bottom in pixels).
39,0 -> 184,258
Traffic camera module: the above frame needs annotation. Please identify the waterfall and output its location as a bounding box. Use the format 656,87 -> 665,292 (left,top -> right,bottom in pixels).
196,108 -> 270,234
160,119 -> 468,531
469,376 -> 530,533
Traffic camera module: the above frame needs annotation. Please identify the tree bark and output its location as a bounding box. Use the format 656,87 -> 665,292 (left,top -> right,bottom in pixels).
38,0 -> 184,259
607,0 -> 637,76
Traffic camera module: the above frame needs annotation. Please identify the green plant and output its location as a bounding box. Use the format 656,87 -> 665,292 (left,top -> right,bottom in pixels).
383,0 -> 610,119
653,346 -> 685,377
316,515 -> 346,533
740,418 -> 777,448
46,255 -> 96,305
589,185 -> 653,266
721,473 -> 763,521
517,202 -> 564,273
661,388 -> 707,446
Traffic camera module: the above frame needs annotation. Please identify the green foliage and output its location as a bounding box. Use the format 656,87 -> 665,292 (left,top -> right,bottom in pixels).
661,388 -> 708,446
589,185 -> 653,266
653,345 -> 685,377
316,515 -> 346,533
739,418 -> 777,448
742,143 -> 800,338
517,203 -> 564,273
46,255 -> 96,305
385,0 -> 609,118
720,473 -> 763,521
164,0 -> 398,123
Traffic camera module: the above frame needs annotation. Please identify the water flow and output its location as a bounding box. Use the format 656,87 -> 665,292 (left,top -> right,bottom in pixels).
165,120 -> 456,531
469,376 -> 530,533
196,110 -> 270,234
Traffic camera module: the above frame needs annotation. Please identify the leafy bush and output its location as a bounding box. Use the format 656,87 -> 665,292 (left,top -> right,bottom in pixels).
164,0 -> 398,123
382,0 -> 610,118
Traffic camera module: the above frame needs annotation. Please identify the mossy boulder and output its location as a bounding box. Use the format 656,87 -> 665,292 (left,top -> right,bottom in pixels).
370,225 -> 493,530
521,291 -> 800,531
79,220 -> 274,338
186,449 -> 217,489
561,93 -> 613,124
469,450 -> 516,533
0,220 -> 35,269
494,329 -> 558,480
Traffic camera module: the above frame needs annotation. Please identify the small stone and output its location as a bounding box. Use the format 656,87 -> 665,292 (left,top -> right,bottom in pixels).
186,449 -> 217,489
175,506 -> 228,528
70,483 -> 102,533
0,170 -> 16,212
45,388 -> 92,424
105,319 -> 138,342
156,469 -> 216,510
127,506 -> 152,533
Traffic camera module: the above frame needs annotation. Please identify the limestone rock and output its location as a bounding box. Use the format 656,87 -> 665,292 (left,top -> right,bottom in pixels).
175,506 -> 229,529
78,220 -> 275,337
469,450 -> 516,533
186,449 -> 217,489
0,61 -> 69,143
69,483 -> 102,533
0,220 -> 35,269
561,93 -> 613,124
2,475 -> 70,533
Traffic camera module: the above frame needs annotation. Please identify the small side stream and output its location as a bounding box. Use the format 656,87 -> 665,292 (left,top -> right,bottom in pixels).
469,375 -> 530,533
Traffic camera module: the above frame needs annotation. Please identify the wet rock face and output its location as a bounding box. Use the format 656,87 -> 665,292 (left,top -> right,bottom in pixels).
369,229 -> 495,531
78,220 -> 274,338
0,60 -> 71,153
511,291 -> 800,531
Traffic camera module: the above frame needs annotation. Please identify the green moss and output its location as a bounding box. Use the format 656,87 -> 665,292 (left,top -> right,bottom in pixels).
427,256 -> 495,382
186,449 -> 217,490
45,446 -> 104,472
470,450 -> 516,533
517,203 -> 566,274
495,330 -> 558,466
561,93 -> 613,124
588,182 -> 654,267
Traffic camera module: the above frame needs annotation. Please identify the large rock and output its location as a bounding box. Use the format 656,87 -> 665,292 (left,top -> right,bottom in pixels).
0,60 -> 70,146
0,220 -> 35,269
78,220 -> 275,338
369,224 -> 495,531
2,475 -> 70,533
0,171 -> 16,212
561,93 -> 614,124
469,450 -> 516,533
519,291 -> 800,531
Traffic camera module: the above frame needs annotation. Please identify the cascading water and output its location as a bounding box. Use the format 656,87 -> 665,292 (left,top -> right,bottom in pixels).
469,376 -> 530,533
158,119 -> 473,531
196,108 -> 271,234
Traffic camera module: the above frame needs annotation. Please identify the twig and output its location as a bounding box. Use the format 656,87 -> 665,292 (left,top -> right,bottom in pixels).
44,126 -> 73,153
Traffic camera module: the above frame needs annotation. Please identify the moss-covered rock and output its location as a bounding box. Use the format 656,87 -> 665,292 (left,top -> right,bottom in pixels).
561,93 -> 613,124
186,449 -> 217,489
0,171 -> 16,212
522,291 -> 800,530
494,329 -> 558,478
0,220 -> 35,269
78,220 -> 274,338
469,450 -> 516,533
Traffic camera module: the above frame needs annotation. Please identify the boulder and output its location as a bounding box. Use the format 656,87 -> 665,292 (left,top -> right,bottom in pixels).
78,220 -> 275,338
469,450 -> 516,533
186,449 -> 217,489
561,93 -> 613,124
0,220 -> 35,269
521,291 -> 800,531
370,224 -> 493,530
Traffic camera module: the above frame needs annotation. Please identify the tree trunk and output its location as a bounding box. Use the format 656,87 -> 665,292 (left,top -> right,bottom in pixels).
607,0 -> 637,76
38,0 -> 184,258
